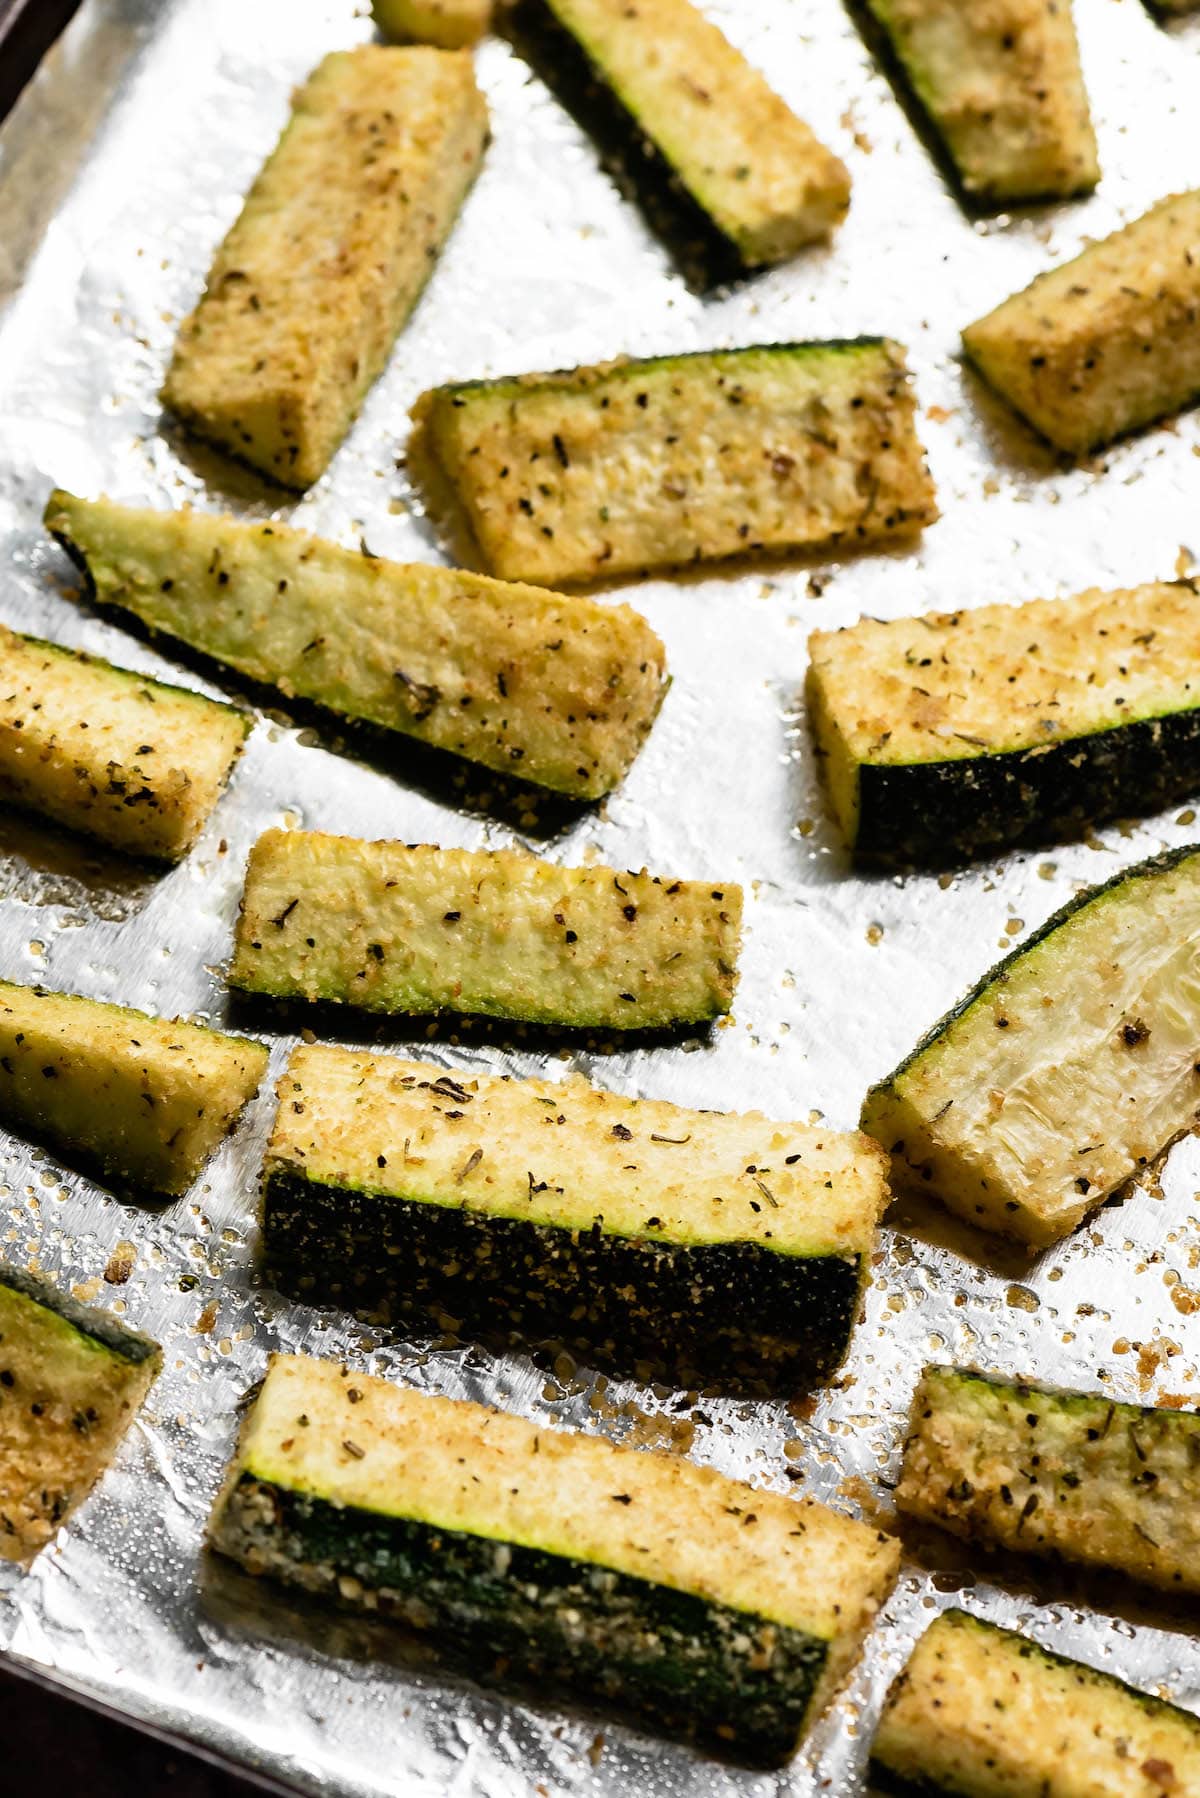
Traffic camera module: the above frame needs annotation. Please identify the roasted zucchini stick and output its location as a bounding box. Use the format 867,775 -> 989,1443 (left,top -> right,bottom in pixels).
808,580 -> 1200,864
0,979 -> 267,1195
210,1355 -> 900,1762
0,1263 -> 161,1561
263,1045 -> 888,1388
163,48 -> 488,488
897,1366 -> 1200,1595
0,622 -> 248,861
230,829 -> 741,1029
413,340 -> 937,586
964,190 -> 1200,453
871,1609 -> 1200,1796
861,844 -> 1200,1247
45,490 -> 667,802
511,0 -> 850,275
860,0 -> 1097,205
373,0 -> 491,46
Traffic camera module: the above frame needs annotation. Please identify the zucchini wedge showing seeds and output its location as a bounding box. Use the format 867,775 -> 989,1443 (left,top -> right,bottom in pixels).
45,490 -> 667,802
870,1609 -> 1200,1796
808,580 -> 1200,865
162,48 -> 488,488
262,1044 -> 888,1389
413,340 -> 937,586
0,622 -> 249,861
896,1365 -> 1200,1595
230,829 -> 741,1029
0,980 -> 268,1194
373,0 -> 492,46
861,844 -> 1200,1247
209,1355 -> 900,1762
511,0 -> 850,278
860,0 -> 1097,206
963,190 -> 1200,454
0,1263 -> 161,1561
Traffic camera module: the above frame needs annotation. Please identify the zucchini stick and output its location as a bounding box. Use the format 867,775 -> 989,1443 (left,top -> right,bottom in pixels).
230,829 -> 742,1029
163,47 -> 488,487
45,489 -> 667,801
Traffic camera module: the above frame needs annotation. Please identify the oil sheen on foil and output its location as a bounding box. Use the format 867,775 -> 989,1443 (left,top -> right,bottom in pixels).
0,1 -> 1198,1792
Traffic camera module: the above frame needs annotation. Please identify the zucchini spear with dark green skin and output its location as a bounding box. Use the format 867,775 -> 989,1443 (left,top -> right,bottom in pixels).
861,844 -> 1200,1246
230,829 -> 742,1029
209,1354 -> 901,1763
963,190 -> 1200,453
44,489 -> 668,802
0,621 -> 249,861
413,340 -> 937,586
262,1043 -> 889,1390
0,1263 -> 161,1561
0,979 -> 267,1194
871,1609 -> 1200,1796
897,1366 -> 1200,1594
858,0 -> 1097,206
510,0 -> 850,281
807,579 -> 1200,864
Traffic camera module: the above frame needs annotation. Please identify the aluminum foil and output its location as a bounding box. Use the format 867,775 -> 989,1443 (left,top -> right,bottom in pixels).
1,0 -> 1199,1791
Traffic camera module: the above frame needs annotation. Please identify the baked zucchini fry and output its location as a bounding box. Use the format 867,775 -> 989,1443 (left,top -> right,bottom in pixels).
413,340 -> 937,586
209,1355 -> 900,1762
162,48 -> 488,489
808,580 -> 1200,865
373,0 -> 491,47
262,1044 -> 888,1389
861,844 -> 1200,1247
860,0 -> 1097,206
897,1366 -> 1200,1595
230,829 -> 741,1029
963,190 -> 1200,453
44,490 -> 667,802
511,0 -> 850,276
870,1609 -> 1200,1797
0,622 -> 248,861
0,1263 -> 161,1561
0,979 -> 267,1195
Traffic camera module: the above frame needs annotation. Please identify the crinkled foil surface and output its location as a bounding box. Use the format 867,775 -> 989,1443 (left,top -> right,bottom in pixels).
1,0 -> 1199,1791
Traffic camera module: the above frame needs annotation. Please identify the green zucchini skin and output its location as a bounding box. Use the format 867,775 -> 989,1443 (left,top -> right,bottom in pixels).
508,0 -> 752,288
0,1264 -> 158,1367
853,707 -> 1200,866
263,1171 -> 862,1392
226,1470 -> 826,1762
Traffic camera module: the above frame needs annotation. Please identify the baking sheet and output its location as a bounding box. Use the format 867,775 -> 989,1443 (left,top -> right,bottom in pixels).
1,0 -> 1199,1791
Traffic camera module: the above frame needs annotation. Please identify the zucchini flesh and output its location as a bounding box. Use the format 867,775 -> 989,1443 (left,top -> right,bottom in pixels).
262,1044 -> 888,1389
162,48 -> 488,489
0,979 -> 268,1195
807,580 -> 1200,864
0,1263 -> 161,1561
0,622 -> 248,861
963,190 -> 1200,454
861,0 -> 1097,205
414,340 -> 937,586
209,1354 -> 900,1762
512,0 -> 850,274
871,1609 -> 1200,1796
372,0 -> 491,46
897,1366 -> 1200,1595
861,844 -> 1200,1247
230,829 -> 742,1028
44,490 -> 667,802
